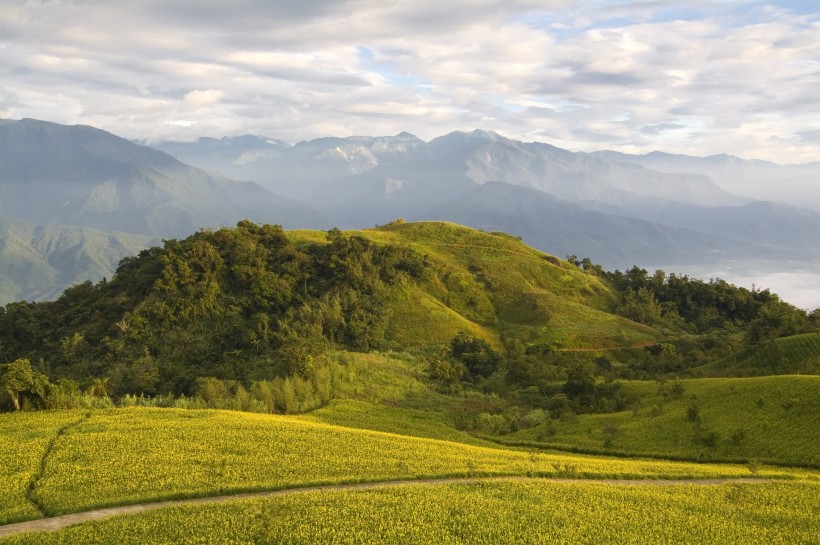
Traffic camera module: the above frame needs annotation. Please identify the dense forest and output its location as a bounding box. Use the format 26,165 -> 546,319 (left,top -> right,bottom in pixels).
1,221 -> 817,416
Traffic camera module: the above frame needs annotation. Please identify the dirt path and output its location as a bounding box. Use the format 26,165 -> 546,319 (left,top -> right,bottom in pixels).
0,476 -> 768,538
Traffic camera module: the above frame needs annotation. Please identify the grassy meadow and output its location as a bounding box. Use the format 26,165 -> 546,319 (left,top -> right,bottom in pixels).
293,221 -> 662,350
697,332 -> 820,376
503,375 -> 820,466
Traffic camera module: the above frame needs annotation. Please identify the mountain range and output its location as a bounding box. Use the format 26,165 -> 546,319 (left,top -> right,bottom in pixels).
1,117 -> 819,306
156,129 -> 744,209
154,127 -> 820,262
0,118 -> 328,237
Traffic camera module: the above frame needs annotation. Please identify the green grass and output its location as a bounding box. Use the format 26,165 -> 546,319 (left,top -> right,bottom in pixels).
321,350 -> 434,403
3,480 -> 818,544
698,333 -> 820,376
301,399 -> 494,447
505,375 -> 820,466
2,406 -> 809,525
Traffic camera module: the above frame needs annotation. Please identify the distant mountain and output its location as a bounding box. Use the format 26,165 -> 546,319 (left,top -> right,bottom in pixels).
154,132 -> 427,201
154,128 -> 816,267
0,217 -> 158,304
417,182 -> 780,268
423,131 -> 745,208
156,129 -> 744,209
0,119 -> 329,238
589,150 -> 820,212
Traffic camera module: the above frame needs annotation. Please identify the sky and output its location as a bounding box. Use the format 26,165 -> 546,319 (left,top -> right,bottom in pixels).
1,0 -> 819,163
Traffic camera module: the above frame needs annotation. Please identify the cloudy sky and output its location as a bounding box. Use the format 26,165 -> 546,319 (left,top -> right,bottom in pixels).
1,0 -> 818,162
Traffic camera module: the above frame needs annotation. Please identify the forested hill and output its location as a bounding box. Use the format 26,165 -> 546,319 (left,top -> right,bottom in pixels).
0,221 -> 815,404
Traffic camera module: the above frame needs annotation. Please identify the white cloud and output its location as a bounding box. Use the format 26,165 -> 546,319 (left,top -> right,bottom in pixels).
0,0 -> 818,162
182,89 -> 226,111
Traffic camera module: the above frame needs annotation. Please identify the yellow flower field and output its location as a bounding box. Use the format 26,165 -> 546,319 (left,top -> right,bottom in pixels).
2,407 -> 815,526
3,480 -> 818,544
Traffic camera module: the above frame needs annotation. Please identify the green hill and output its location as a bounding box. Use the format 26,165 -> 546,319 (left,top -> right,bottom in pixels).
0,220 -> 660,399
353,220 -> 657,349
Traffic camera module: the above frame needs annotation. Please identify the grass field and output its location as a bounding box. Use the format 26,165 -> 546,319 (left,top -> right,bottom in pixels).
3,406 -> 813,527
2,480 -> 818,544
302,399 -> 494,446
504,375 -> 820,466
697,332 -> 820,376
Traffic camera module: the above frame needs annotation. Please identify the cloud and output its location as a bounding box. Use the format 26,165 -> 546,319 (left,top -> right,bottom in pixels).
0,87 -> 22,116
182,89 -> 226,111
0,0 -> 818,162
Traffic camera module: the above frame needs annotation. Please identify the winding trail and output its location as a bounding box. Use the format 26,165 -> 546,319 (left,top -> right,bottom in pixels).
0,476 -> 768,538
25,411 -> 92,517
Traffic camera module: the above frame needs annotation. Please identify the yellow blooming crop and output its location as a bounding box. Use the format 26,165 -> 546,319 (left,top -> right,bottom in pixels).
0,410 -> 85,525
2,480 -> 819,544
3,406 -> 806,520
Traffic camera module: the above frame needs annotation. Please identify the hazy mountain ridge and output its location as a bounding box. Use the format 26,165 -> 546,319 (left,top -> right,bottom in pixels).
157,129 -> 743,209
155,132 -> 428,201
0,217 -> 158,304
154,128 -> 786,267
590,149 -> 820,212
0,118 -> 329,237
4,118 -> 820,306
581,198 -> 820,255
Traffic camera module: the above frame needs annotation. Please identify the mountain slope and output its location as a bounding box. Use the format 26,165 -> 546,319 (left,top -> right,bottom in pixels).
0,119 -> 329,237
0,218 -> 158,304
430,131 -> 744,208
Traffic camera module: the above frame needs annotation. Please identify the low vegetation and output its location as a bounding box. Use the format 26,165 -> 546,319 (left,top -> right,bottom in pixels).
0,410 -> 85,525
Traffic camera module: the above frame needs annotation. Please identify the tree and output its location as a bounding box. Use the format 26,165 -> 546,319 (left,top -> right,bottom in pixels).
450,332 -> 499,379
562,361 -> 597,407
618,287 -> 662,325
0,359 -> 49,411
86,376 -> 113,399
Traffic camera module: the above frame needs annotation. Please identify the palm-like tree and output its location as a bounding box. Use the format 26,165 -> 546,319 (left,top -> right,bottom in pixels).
86,376 -> 112,398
